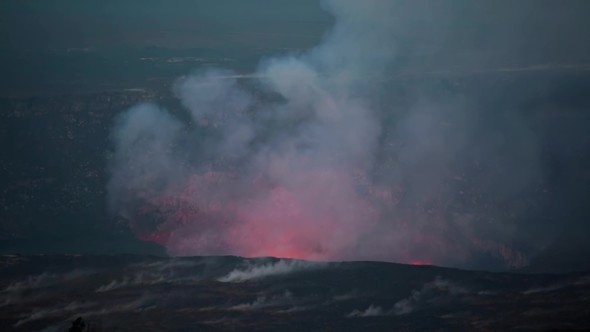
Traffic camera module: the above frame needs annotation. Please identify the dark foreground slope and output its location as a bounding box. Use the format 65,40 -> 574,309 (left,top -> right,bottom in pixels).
1,255 -> 590,331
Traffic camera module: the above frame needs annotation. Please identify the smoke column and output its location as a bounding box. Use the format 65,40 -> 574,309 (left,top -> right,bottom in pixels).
108,0 -> 561,268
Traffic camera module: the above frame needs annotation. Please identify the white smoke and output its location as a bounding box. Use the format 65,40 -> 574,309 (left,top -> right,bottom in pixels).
95,271 -> 166,292
229,291 -> 294,310
392,277 -> 468,315
522,275 -> 590,295
2,269 -> 95,293
108,1 -> 556,267
347,304 -> 385,317
218,259 -> 323,283
14,301 -> 96,327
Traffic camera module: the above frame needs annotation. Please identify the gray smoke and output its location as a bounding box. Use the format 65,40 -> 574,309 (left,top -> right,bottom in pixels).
108,1 -> 590,268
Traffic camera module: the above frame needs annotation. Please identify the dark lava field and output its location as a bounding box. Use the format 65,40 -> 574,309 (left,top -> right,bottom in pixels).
1,254 -> 590,331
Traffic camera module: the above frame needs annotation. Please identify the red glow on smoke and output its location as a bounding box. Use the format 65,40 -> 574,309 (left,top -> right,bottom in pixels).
125,169 -> 527,267
138,230 -> 171,246
229,170 -> 379,261
129,169 -> 381,261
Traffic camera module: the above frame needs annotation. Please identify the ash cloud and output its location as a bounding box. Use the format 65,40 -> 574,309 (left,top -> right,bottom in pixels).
108,1 -> 590,268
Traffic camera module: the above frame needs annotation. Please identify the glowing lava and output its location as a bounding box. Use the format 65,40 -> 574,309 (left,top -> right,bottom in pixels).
410,260 -> 433,266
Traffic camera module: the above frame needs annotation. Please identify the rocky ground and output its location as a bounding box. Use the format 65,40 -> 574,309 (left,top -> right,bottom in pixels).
1,254 -> 590,331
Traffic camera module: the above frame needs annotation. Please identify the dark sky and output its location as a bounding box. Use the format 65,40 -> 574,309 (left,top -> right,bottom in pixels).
0,0 -> 330,50
1,0 -> 590,272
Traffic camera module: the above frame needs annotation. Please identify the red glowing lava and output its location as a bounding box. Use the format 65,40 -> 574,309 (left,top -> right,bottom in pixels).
410,260 -> 433,266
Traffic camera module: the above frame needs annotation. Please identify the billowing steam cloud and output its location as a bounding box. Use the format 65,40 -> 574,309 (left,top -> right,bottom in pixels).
107,1 -> 572,267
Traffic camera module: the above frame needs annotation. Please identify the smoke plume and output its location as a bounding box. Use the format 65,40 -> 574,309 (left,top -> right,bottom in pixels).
108,1 -> 587,268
